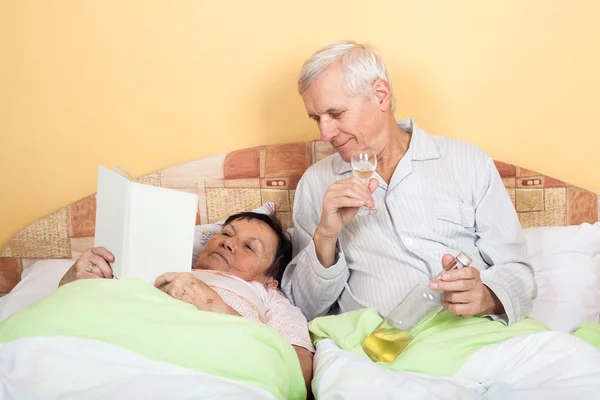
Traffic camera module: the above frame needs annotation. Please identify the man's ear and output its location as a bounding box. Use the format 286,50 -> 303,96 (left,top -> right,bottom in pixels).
372,78 -> 392,112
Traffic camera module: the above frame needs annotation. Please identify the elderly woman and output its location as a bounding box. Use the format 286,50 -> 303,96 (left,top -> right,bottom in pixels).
59,212 -> 314,393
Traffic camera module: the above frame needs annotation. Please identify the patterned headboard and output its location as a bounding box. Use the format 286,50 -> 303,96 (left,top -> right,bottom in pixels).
1,140 -> 598,294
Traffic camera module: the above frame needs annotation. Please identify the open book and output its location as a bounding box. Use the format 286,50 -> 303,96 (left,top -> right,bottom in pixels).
94,166 -> 198,284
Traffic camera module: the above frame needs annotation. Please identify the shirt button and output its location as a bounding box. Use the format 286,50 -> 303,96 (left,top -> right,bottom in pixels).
404,237 -> 414,247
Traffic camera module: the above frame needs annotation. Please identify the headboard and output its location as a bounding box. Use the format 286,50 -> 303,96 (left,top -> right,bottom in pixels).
1,140 -> 598,294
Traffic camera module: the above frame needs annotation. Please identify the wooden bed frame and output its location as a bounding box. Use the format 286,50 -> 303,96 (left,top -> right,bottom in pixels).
1,140 -> 598,294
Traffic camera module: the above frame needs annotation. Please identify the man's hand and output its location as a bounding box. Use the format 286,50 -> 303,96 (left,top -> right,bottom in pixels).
318,176 -> 378,238
429,254 -> 504,317
155,272 -> 240,316
59,247 -> 114,287
314,176 -> 378,267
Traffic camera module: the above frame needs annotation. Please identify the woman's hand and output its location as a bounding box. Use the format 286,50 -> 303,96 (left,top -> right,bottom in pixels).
59,247 -> 114,287
154,272 -> 240,316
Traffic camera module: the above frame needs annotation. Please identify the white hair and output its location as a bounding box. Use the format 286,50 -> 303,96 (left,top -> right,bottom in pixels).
298,40 -> 396,112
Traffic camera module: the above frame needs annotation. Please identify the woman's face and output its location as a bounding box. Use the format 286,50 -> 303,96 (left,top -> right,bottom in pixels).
196,218 -> 279,288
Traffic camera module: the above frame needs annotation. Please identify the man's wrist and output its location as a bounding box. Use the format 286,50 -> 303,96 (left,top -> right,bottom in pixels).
314,225 -> 338,244
483,285 -> 505,315
313,226 -> 339,268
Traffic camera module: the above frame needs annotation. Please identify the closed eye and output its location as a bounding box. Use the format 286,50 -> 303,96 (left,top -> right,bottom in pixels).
245,244 -> 254,253
309,115 -> 320,123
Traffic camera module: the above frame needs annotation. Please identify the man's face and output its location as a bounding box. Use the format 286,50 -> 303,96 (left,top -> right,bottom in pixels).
196,218 -> 278,286
302,63 -> 384,162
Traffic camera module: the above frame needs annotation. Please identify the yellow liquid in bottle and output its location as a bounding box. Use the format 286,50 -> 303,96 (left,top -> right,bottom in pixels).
361,327 -> 414,363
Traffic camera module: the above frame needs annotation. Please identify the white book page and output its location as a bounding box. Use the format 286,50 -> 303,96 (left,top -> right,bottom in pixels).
94,166 -> 131,278
125,183 -> 197,283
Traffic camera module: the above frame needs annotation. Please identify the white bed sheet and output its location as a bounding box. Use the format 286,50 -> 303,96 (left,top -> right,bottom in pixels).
312,332 -> 600,400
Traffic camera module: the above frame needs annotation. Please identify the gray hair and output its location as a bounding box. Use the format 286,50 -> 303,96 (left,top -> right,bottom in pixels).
298,40 -> 396,112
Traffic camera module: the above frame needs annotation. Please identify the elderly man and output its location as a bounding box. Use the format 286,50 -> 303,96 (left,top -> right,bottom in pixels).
282,40 -> 536,325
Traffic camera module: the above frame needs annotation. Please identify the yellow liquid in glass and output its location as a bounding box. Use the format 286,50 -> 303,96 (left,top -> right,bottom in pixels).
362,327 -> 414,363
353,167 -> 374,180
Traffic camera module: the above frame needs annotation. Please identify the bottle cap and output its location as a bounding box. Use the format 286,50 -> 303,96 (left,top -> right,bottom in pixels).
455,252 -> 472,267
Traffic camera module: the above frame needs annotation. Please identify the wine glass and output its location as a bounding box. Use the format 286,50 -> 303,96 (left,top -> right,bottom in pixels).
351,151 -> 378,216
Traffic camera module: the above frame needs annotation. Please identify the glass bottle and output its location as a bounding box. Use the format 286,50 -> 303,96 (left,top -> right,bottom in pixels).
362,252 -> 473,363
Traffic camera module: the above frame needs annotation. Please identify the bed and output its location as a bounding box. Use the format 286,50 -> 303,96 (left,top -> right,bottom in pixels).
1,139 -> 599,399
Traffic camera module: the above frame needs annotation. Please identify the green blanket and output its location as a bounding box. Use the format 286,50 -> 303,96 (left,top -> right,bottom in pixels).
0,279 -> 306,400
573,322 -> 600,349
309,308 -> 551,376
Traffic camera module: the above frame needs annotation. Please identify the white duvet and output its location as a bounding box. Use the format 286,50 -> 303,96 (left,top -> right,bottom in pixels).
0,336 -> 276,400
1,330 -> 600,399
312,331 -> 600,400
2,332 -> 600,399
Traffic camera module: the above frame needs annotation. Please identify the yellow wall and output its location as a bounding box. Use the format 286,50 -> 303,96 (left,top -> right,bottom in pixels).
1,0 -> 599,250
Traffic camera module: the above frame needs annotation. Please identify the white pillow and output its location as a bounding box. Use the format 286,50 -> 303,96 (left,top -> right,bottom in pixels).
524,222 -> 600,333
0,259 -> 73,323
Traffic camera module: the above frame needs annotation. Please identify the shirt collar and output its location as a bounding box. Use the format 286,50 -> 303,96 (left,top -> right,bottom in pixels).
333,118 -> 441,175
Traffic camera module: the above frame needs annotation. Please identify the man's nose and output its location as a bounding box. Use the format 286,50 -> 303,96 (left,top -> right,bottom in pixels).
319,118 -> 337,142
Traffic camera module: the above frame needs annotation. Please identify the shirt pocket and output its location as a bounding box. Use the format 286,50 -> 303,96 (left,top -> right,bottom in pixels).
406,202 -> 476,252
434,202 -> 476,251
402,201 -> 477,252
435,202 -> 475,228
